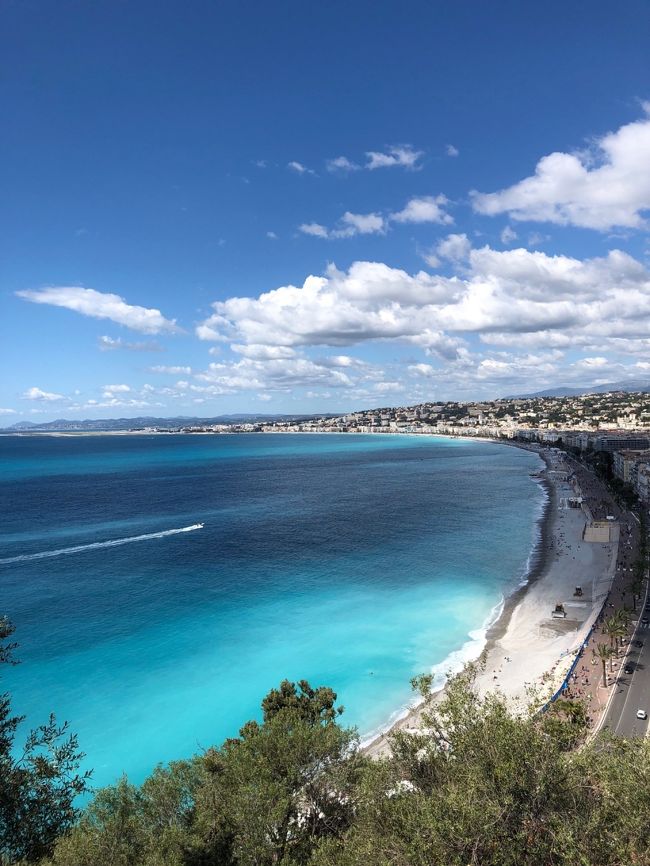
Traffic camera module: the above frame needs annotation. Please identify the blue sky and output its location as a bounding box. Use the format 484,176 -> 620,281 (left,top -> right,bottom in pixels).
2,0 -> 650,421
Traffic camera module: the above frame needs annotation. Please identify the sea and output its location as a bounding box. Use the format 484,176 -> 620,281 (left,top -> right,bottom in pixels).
0,432 -> 542,790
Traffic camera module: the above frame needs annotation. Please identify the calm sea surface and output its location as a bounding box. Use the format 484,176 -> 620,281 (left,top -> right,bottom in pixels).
0,433 -> 541,788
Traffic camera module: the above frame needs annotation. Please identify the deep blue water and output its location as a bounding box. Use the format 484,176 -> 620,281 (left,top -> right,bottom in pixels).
0,433 -> 541,789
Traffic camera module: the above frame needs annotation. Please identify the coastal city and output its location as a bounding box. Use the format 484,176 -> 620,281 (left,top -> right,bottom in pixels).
4,1 -> 650,862
130,390 -> 650,508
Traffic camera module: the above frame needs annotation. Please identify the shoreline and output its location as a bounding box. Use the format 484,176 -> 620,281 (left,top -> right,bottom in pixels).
361,443 -> 549,752
6,429 -> 612,751
481,445 -> 553,649
362,445 -> 618,757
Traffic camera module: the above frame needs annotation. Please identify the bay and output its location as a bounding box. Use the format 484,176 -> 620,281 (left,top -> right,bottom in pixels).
0,433 -> 541,788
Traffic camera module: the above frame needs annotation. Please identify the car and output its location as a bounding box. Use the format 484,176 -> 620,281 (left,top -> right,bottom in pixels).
625,664 -> 634,674
636,709 -> 647,720
642,619 -> 649,626
635,640 -> 643,648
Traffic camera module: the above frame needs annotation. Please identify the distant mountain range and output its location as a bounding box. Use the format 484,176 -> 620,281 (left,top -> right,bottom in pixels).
1,414 -> 334,433
508,381 -> 650,399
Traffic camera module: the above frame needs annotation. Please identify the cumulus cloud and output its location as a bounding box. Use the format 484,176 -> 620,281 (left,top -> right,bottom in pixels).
390,195 -> 453,225
196,261 -> 457,349
194,357 -> 353,393
231,344 -> 297,360
408,363 -> 437,377
421,233 -> 471,270
299,222 -> 330,238
18,287 -> 178,334
326,156 -> 360,172
365,145 -> 423,170
288,160 -> 315,175
190,243 -> 650,396
435,233 -> 472,263
472,110 -> 650,230
446,144 -> 459,157
300,195 -> 451,240
336,212 -> 385,236
299,212 -> 385,239
23,387 -> 65,401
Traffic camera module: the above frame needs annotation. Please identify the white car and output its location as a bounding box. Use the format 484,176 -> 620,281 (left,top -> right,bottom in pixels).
636,709 -> 647,720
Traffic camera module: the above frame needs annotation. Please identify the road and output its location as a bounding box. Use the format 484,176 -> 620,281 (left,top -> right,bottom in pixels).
602,626 -> 650,737
563,452 -> 648,738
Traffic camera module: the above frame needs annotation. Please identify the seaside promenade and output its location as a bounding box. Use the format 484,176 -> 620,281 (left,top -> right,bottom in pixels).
560,454 -> 648,738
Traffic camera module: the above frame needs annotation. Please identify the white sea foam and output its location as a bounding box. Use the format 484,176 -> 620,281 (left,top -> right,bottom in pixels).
0,524 -> 204,565
516,467 -> 550,588
360,595 -> 505,747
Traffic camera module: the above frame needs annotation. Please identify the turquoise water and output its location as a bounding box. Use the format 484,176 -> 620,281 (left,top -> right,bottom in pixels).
0,433 -> 542,788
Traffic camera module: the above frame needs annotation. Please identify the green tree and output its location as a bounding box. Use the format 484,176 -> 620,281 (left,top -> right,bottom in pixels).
311,670 -> 593,866
45,680 -> 363,866
603,615 -> 626,653
595,643 -> 613,686
0,617 -> 90,864
47,763 -> 210,866
196,682 -> 363,866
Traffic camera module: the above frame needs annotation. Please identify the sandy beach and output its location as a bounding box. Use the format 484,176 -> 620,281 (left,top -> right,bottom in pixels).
364,447 -> 619,757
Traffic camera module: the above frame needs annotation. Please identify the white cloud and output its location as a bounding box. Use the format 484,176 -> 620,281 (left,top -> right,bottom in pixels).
299,212 -> 385,240
472,110 -> 650,230
266,231 -> 278,240
335,211 -> 385,237
435,233 -> 471,262
196,261 -> 457,348
301,194 -> 453,241
527,231 -> 550,248
98,335 -> 163,352
373,381 -> 401,393
23,387 -> 65,401
326,156 -> 360,172
365,145 -> 423,170
194,357 -> 353,393
446,144 -> 459,157
190,243 -> 650,397
149,365 -> 192,375
408,363 -> 436,377
0,408 -> 17,415
288,160 -> 315,175
421,251 -> 440,269
500,226 -> 518,245
299,222 -> 330,238
18,287 -> 178,334
231,344 -> 297,360
322,355 -> 361,368
390,195 -> 453,225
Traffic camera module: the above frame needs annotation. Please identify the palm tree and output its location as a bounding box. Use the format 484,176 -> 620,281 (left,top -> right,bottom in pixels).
553,698 -> 586,726
595,643 -> 612,686
603,616 -> 622,651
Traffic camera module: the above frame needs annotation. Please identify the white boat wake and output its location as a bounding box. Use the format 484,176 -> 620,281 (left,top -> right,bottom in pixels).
0,524 -> 204,565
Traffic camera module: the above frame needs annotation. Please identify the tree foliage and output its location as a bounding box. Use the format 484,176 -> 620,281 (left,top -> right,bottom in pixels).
0,618 -> 90,865
44,679 -> 363,866
3,622 -> 650,866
